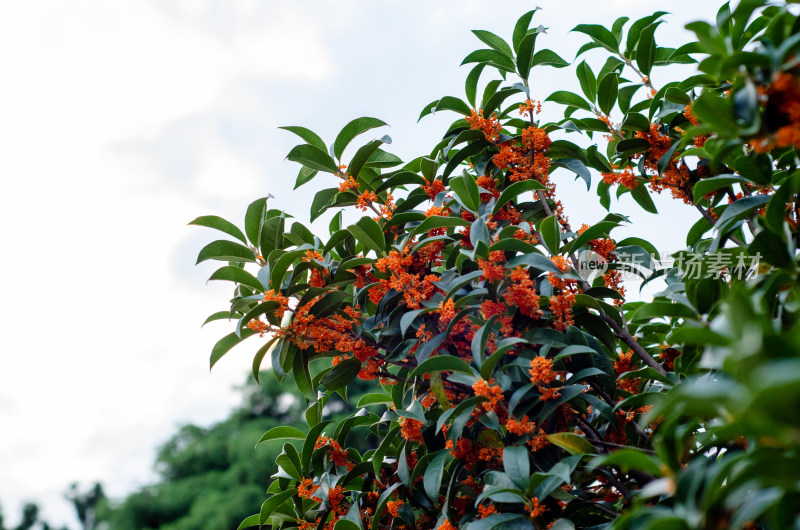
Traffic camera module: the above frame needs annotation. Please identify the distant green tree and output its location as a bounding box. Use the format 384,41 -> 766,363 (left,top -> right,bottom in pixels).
96,373 -> 370,530
64,483 -> 104,530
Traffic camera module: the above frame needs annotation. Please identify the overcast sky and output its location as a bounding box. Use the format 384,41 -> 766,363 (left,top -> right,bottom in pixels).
0,0 -> 723,527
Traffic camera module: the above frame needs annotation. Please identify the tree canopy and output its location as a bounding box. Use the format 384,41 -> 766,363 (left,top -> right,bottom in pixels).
194,2 -> 800,529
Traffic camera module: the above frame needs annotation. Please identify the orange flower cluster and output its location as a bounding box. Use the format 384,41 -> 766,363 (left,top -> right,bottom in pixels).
549,292 -> 576,331
614,350 -> 640,394
247,318 -> 270,336
399,417 -> 424,442
478,504 -> 498,518
466,108 -> 502,142
636,123 -> 692,203
356,190 -> 379,211
371,249 -> 440,309
438,520 -> 457,530
298,478 -> 321,501
522,126 -> 551,152
478,250 -> 505,282
472,378 -> 504,412
439,298 -> 456,323
476,175 -> 501,201
529,356 -> 556,385
601,166 -> 638,189
264,289 -> 290,318
527,430 -> 550,452
529,497 -> 547,518
493,144 -> 523,169
529,356 -> 561,401
338,176 -> 359,192
421,178 -> 446,200
328,485 -> 348,515
505,415 -> 537,435
753,72 -> 800,152
387,500 -> 404,517
503,266 -> 541,318
519,99 -> 542,115
315,436 -> 351,468
425,205 -> 448,217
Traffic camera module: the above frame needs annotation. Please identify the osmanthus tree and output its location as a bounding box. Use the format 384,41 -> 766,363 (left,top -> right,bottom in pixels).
192,1 -> 800,528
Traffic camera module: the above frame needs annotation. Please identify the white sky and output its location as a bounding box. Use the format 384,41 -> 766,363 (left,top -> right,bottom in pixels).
0,1 -> 722,527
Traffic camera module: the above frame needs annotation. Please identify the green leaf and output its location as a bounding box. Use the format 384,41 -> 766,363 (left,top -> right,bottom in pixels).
295,166 -> 318,189
465,64 -> 485,108
461,49 -> 516,72
259,490 -> 296,525
636,22 -> 661,76
630,182 -> 658,214
333,117 -> 388,161
434,96 -> 472,116
692,175 -> 748,199
334,520 -> 361,530
472,29 -> 513,57
208,266 -> 264,292
356,392 -> 393,407
631,301 -> 697,321
503,445 -> 531,490
450,173 -> 481,213
321,358 -> 361,390
530,49 -> 570,69
714,195 -> 771,233
293,349 -> 316,401
597,72 -> 619,115
244,197 -> 267,245
589,448 -> 664,476
189,215 -> 247,245
409,215 -> 470,240
210,330 -> 257,370
287,144 -> 339,173
552,159 -> 591,190
423,450 -> 447,501
626,12 -> 668,57
349,136 -> 391,179
569,220 -> 621,251
471,315 -> 499,367
279,125 -> 327,152
347,217 -> 386,256
616,138 -> 651,158
256,426 -> 307,447
513,9 -> 539,52
202,311 -> 232,327
546,432 -> 596,455
483,87 -> 521,118
545,90 -> 592,112
572,24 -> 619,53
270,249 -> 308,291
196,240 -> 255,264
516,31 -> 540,79
492,179 -> 547,214
410,355 -> 476,378
539,214 -> 561,255
310,188 -> 339,222
237,514 -> 259,530
575,60 -> 597,103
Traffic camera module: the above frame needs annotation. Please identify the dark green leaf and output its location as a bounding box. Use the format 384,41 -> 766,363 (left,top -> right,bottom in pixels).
333,117 -> 388,161
279,126 -> 327,152
572,24 -> 619,53
210,330 -> 257,370
597,72 -> 619,115
196,240 -> 254,264
287,144 -> 339,173
545,91 -> 592,112
189,215 -> 247,244
472,29 -> 513,57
